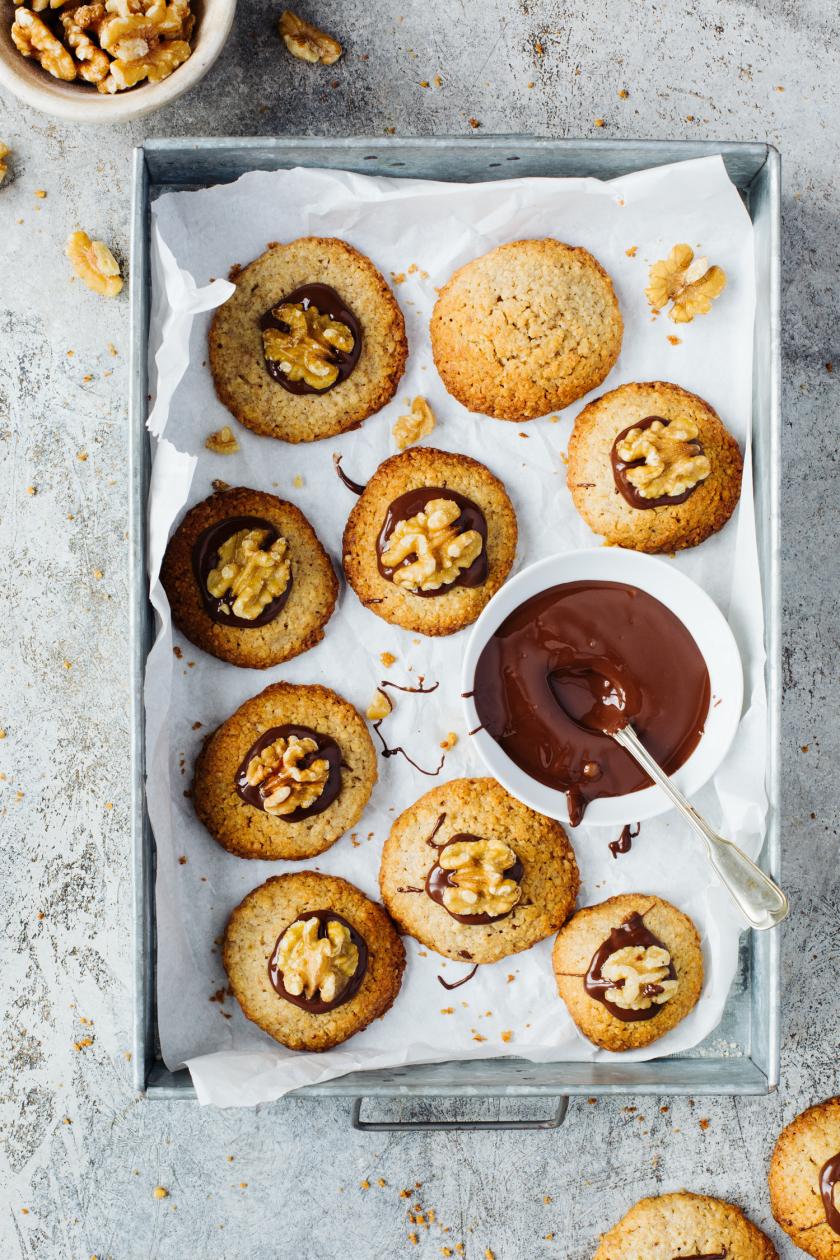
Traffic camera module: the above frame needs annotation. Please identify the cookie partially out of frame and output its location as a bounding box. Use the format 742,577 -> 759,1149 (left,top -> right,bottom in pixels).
223,872 -> 406,1052
342,446 -> 517,636
769,1097 -> 840,1259
161,486 -> 338,669
567,380 -> 743,553
380,777 -> 580,964
552,893 -> 703,1052
209,237 -> 408,442
194,682 -> 376,860
430,238 -> 623,421
593,1191 -> 778,1260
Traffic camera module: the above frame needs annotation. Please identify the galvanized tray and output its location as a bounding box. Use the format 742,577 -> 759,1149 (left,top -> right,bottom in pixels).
130,137 -> 781,1120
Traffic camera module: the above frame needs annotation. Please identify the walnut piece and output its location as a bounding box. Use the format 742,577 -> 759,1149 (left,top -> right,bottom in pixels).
12,8 -> 76,79
645,243 -> 726,324
263,302 -> 354,390
206,527 -> 290,620
616,418 -> 710,499
205,425 -> 240,455
0,144 -> 9,186
601,944 -> 678,1011
275,916 -> 358,1002
439,837 -> 521,918
66,231 -> 124,298
381,498 -> 483,593
60,8 -> 110,81
98,38 -> 190,92
279,8 -> 342,65
366,689 -> 392,721
243,733 -> 329,815
393,396 -> 436,451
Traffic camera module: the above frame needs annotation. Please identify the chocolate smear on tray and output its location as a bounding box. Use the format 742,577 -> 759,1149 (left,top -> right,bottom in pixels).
609,823 -> 640,859
333,453 -> 366,495
437,964 -> 479,991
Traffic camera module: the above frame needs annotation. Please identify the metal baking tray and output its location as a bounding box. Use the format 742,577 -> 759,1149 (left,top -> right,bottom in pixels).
130,136 -> 781,1118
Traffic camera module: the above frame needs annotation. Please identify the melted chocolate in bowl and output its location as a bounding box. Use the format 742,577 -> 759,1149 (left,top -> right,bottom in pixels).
192,514 -> 292,629
376,487 -> 488,597
260,282 -> 362,395
235,724 -> 343,822
472,580 -> 711,824
268,910 -> 368,1014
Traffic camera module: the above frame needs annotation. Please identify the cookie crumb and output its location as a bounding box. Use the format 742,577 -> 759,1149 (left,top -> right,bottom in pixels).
618,88 -> 629,98
360,1179 -> 370,1190
667,334 -> 682,345
594,117 -> 605,127
379,651 -> 397,667
153,1186 -> 169,1200
439,732 -> 458,750
293,474 -> 304,488
500,1030 -> 513,1043
625,245 -> 638,257
468,117 -> 481,129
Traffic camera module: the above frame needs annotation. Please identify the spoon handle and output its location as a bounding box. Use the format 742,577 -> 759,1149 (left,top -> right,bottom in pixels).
612,725 -> 789,931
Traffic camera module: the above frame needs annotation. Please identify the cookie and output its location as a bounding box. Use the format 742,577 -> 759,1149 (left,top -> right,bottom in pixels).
223,872 -> 406,1052
342,447 -> 517,636
194,682 -> 377,860
161,486 -> 338,669
209,237 -> 408,442
430,238 -> 623,421
769,1097 -> 840,1258
593,1191 -> 778,1260
552,893 -> 703,1051
567,381 -> 742,553
379,777 -> 580,964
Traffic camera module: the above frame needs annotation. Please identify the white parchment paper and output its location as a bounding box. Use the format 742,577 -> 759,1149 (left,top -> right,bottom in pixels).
145,156 -> 763,1107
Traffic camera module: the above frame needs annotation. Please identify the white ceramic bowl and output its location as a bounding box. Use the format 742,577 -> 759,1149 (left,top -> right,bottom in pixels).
0,0 -> 235,123
462,548 -> 743,827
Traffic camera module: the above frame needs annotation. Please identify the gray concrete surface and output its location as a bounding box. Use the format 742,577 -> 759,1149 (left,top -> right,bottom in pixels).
0,1 -> 837,1256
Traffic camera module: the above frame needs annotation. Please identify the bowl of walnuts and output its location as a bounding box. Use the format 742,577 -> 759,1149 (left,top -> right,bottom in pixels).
0,0 -> 236,121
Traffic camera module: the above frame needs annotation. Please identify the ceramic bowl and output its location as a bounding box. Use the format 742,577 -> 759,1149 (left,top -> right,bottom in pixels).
461,547 -> 744,827
0,0 -> 235,123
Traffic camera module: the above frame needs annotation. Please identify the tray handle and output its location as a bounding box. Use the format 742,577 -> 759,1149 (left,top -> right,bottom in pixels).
351,1096 -> 568,1132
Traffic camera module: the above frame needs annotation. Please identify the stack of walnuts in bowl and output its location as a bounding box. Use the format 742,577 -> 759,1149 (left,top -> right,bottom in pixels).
10,0 -> 194,93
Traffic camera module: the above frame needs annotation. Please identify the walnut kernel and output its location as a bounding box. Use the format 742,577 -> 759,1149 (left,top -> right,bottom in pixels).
206,527 -> 290,620
645,244 -> 726,323
616,418 -> 710,499
392,396 -> 436,451
275,916 -> 357,1002
263,302 -> 354,390
601,944 -> 678,1011
366,689 -> 392,721
278,8 -> 342,65
205,425 -> 240,455
381,498 -> 483,593
66,231 -> 124,297
0,143 -> 10,185
243,734 -> 329,816
98,38 -> 190,92
439,837 -> 521,918
12,8 -> 76,79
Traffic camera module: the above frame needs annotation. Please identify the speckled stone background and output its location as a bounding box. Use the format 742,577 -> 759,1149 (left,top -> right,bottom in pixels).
0,1 -> 837,1256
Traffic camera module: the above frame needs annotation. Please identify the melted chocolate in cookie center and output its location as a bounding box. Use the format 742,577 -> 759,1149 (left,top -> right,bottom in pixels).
235,724 -> 342,822
425,834 -> 524,925
820,1152 -> 840,1235
584,911 -> 676,1023
192,515 -> 293,629
268,910 -> 368,1014
260,283 -> 362,395
611,415 -> 706,510
376,486 -> 488,597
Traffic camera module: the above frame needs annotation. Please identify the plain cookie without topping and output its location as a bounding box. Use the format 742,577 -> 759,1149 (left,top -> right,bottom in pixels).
593,1191 -> 778,1260
209,237 -> 407,442
342,446 -> 518,636
223,872 -> 406,1052
769,1097 -> 840,1259
194,682 -> 377,860
567,381 -> 742,553
379,777 -> 580,963
430,238 -> 623,421
552,893 -> 703,1051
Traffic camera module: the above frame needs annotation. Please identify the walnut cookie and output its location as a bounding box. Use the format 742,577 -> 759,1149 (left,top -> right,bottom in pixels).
194,683 -> 376,860
379,777 -> 580,964
593,1191 -> 778,1260
209,237 -> 408,443
342,447 -> 518,636
567,381 -> 743,553
430,238 -> 623,421
161,486 -> 337,669
552,893 -> 703,1052
223,872 -> 406,1052
769,1097 -> 840,1259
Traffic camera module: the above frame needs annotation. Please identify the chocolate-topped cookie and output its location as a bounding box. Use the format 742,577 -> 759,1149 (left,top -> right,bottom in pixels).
342,447 -> 517,636
552,893 -> 703,1051
209,237 -> 408,442
567,381 -> 742,553
594,1192 -> 778,1260
194,683 -> 376,860
379,778 -> 580,963
769,1097 -> 840,1259
223,872 -> 406,1052
161,486 -> 338,669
